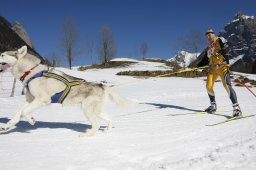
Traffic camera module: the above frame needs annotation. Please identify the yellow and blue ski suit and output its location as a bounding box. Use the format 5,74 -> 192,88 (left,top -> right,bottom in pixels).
199,36 -> 238,104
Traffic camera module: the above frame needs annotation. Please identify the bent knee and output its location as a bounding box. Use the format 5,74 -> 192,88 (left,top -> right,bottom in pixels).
206,84 -> 213,92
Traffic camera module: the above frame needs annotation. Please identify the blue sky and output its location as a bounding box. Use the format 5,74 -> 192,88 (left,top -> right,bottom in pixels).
1,0 -> 255,66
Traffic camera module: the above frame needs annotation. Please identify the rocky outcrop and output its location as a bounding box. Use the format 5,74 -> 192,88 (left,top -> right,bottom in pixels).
12,21 -> 35,49
219,12 -> 256,73
0,16 -> 43,60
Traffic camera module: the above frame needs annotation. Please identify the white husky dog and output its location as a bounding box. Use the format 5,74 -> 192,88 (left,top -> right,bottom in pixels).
0,46 -> 131,136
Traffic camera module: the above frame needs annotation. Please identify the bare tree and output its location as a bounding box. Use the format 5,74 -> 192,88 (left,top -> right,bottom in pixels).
60,17 -> 80,69
99,25 -> 116,65
86,39 -> 95,65
10,78 -> 16,97
140,42 -> 148,60
179,30 -> 206,57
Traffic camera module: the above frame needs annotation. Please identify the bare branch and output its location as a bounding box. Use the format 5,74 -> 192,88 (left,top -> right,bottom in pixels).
99,25 -> 117,64
60,17 -> 80,69
140,42 -> 148,60
179,30 -> 206,57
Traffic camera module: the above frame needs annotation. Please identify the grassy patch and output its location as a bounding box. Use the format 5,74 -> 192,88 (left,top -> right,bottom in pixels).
78,61 -> 137,71
117,70 -> 207,78
232,75 -> 256,87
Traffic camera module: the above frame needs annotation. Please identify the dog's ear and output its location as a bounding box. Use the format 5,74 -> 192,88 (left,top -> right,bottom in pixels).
17,46 -> 27,58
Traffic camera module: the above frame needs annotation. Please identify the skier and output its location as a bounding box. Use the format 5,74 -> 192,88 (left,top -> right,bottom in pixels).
196,29 -> 242,117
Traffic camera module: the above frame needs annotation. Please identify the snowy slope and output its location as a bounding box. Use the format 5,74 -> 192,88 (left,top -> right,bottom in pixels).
0,59 -> 256,170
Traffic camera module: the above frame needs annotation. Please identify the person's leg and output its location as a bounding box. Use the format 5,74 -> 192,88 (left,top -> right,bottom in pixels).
219,65 -> 242,116
205,70 -> 218,112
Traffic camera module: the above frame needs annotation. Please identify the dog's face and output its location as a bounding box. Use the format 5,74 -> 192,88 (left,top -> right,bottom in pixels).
0,46 -> 27,72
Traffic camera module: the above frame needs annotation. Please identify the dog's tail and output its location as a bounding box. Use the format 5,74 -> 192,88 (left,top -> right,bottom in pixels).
105,87 -> 134,107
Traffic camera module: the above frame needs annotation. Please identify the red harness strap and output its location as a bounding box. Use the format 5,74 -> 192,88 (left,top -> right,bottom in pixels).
20,64 -> 39,82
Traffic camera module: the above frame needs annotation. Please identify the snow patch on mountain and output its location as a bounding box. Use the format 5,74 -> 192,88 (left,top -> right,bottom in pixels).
229,54 -> 245,65
168,51 -> 199,68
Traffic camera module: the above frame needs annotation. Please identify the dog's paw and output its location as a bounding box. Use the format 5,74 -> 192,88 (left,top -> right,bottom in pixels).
22,114 -> 36,125
0,126 -> 9,133
27,117 -> 36,125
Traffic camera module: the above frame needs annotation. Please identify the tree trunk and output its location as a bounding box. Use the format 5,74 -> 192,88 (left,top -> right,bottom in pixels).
10,78 -> 16,97
68,46 -> 72,69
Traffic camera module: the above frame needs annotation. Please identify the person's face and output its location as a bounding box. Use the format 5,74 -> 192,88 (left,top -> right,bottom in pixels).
206,33 -> 215,43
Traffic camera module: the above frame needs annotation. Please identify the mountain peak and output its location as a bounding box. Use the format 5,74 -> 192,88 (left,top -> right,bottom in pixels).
0,16 -> 43,60
168,51 -> 199,68
219,13 -> 256,73
12,20 -> 35,49
234,12 -> 254,21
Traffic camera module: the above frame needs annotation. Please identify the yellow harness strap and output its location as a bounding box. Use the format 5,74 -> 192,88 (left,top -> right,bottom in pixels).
43,73 -> 84,103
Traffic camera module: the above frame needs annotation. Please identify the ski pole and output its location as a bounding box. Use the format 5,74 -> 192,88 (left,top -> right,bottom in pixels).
232,79 -> 256,97
156,65 -> 209,77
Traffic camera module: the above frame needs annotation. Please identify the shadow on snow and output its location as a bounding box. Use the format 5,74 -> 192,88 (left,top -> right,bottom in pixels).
142,102 -> 203,112
0,117 -> 101,134
141,102 -> 232,118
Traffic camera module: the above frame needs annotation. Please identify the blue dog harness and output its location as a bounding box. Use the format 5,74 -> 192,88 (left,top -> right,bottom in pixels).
24,70 -> 84,104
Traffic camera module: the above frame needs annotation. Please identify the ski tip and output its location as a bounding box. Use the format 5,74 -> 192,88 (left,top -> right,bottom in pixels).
206,114 -> 255,126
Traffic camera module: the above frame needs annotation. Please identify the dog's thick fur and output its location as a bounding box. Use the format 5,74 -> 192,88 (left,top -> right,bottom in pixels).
0,46 -> 131,136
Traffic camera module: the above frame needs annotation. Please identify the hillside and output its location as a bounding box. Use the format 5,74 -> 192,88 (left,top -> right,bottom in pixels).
0,59 -> 256,170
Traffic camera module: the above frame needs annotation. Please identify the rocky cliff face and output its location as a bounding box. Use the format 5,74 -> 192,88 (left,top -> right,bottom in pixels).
12,21 -> 35,49
219,13 -> 256,73
0,16 -> 43,60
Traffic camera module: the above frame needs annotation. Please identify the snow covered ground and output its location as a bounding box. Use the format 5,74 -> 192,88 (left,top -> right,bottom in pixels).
0,59 -> 256,170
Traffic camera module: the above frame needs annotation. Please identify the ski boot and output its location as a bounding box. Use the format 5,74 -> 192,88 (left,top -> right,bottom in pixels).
233,103 -> 242,117
205,102 -> 217,113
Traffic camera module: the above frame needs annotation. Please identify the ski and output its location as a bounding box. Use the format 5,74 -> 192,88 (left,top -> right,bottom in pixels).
169,110 -> 224,116
190,110 -> 227,115
192,111 -> 208,114
206,114 -> 255,126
